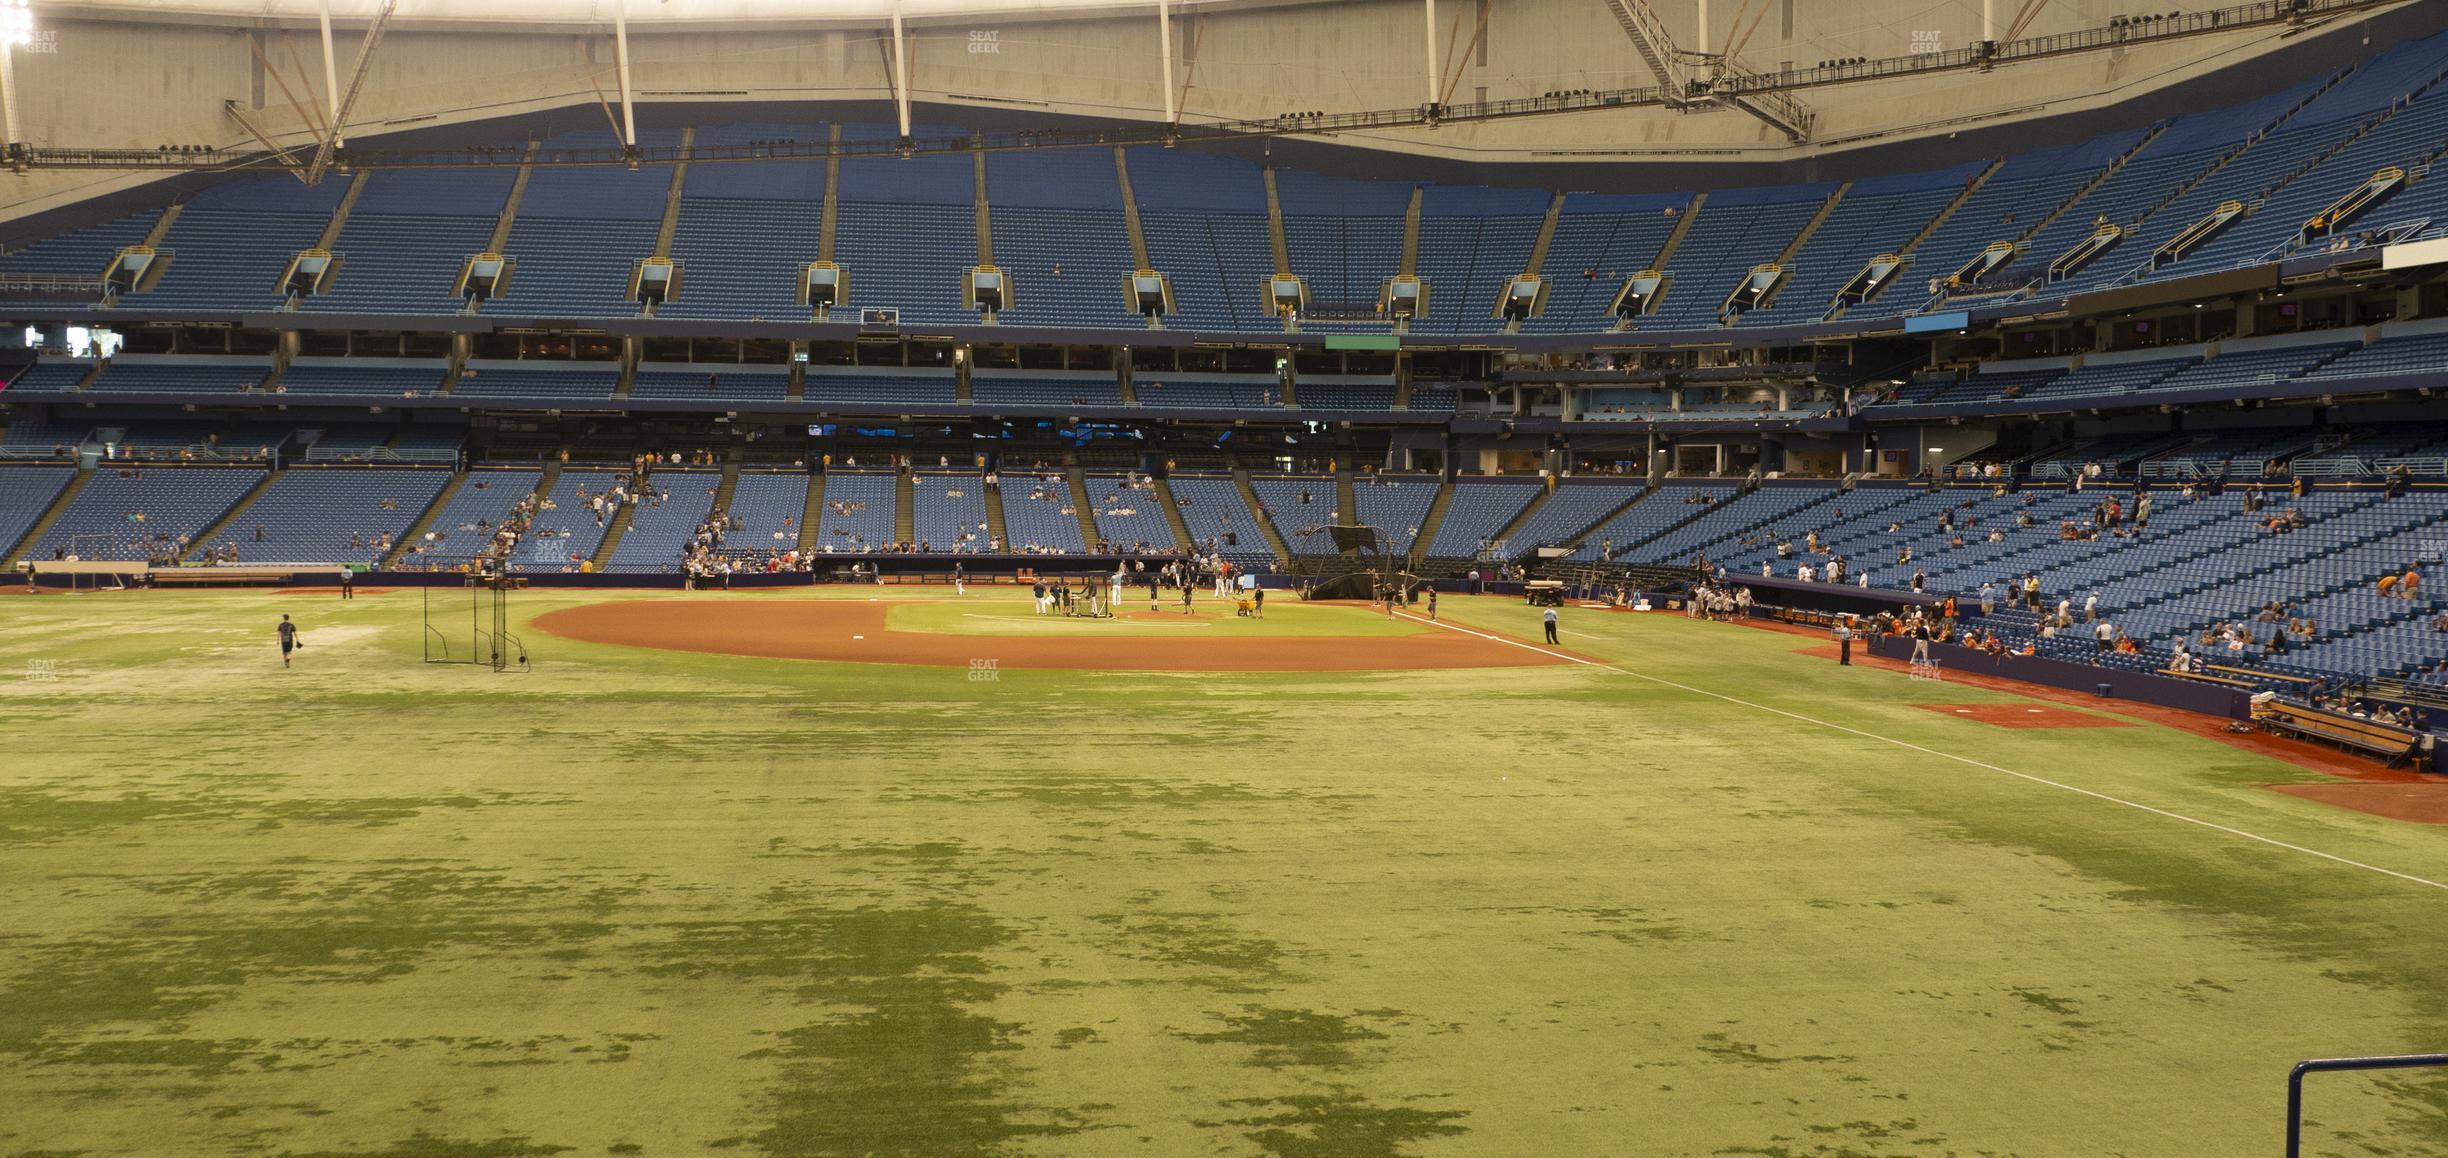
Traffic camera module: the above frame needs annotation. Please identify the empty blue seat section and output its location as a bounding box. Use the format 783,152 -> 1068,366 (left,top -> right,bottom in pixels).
2141,341 -> 2355,397
309,167 -> 516,314
5,361 -> 96,394
398,468 -> 538,566
832,201 -> 975,324
1423,480 -> 1543,556
1277,169 -> 1409,313
1566,481 -> 1718,561
121,175 -> 352,313
686,122 -> 832,198
279,359 -> 447,397
105,420 -> 284,457
2055,101 -> 2389,296
302,426 -> 395,459
663,196 -> 823,321
631,364 -> 792,402
727,471 -> 813,552
30,466 -> 260,560
1245,474 -> 1338,555
971,371 -> 1123,409
831,124 -> 976,325
0,208 -> 161,307
1406,382 -> 1459,413
1643,184 -> 1832,330
811,470 -> 898,551
2296,424 -> 2448,474
1903,129 -> 2148,311
1296,377 -> 1398,412
388,429 -> 467,462
89,357 -> 265,394
1995,81 -> 2328,292
202,466 -> 449,563
2137,428 -> 2316,478
1640,484 -> 1840,562
1411,184 -> 1548,335
1739,165 -> 1977,326
0,208 -> 160,277
1130,373 -> 1278,410
909,471 -> 990,551
2299,329 -> 2448,385
512,469 -> 627,570
802,369 -> 957,408
604,467 -> 722,570
1165,473 -> 1269,564
1523,193 -> 1688,334
998,469 -> 1086,554
1503,479 -> 1647,552
2018,355 -> 2196,403
1129,147 -> 1272,331
487,130 -> 676,318
1584,388 -> 1681,418
1082,472 -> 1173,551
1345,473 -> 1440,556
2,419 -> 91,457
987,205 -> 1135,327
0,465 -> 76,556
2152,43 -> 2448,280
987,150 -> 1134,328
451,361 -> 620,400
663,124 -> 828,321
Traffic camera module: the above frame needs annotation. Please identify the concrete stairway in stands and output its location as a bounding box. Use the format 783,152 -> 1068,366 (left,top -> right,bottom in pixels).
982,474 -> 1011,550
1231,465 -> 1294,566
1,467 -> 92,566
1408,479 -> 1456,565
1065,465 -> 1102,549
386,470 -> 468,567
896,470 -> 917,545
180,468 -> 282,562
796,471 -> 826,552
1151,476 -> 1196,552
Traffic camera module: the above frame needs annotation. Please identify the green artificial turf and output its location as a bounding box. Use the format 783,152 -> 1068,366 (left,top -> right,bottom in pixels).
1,587 -> 2445,1157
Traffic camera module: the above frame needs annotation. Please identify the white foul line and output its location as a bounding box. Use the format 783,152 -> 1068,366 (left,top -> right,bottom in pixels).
1399,610 -> 2448,896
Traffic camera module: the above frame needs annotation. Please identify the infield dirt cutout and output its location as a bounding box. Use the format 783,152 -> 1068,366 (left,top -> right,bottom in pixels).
534,596 -> 1573,672
1911,703 -> 2137,729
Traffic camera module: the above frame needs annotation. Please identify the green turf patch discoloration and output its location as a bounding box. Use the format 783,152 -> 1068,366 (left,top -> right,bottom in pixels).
3,588 -> 2448,1155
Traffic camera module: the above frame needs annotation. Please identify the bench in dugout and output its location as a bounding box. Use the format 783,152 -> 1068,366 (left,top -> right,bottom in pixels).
2254,700 -> 2434,772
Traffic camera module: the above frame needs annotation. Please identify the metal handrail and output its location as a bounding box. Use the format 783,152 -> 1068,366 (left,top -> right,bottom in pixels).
2287,1053 -> 2448,1158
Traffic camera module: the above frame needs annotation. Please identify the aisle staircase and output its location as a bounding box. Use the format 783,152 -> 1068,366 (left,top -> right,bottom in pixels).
797,471 -> 826,552
0,467 -> 92,566
1065,465 -> 1102,549
180,468 -> 283,562
982,473 -> 1011,550
1151,476 -> 1196,552
895,470 -> 917,545
1407,480 -> 1456,565
1231,466 -> 1294,566
385,470 -> 468,567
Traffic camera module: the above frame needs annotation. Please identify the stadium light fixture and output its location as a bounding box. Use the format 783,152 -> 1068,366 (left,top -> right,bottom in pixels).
0,0 -> 32,48
0,0 -> 30,146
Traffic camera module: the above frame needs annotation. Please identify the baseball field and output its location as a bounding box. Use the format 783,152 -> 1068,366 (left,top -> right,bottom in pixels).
1,583 -> 2445,1156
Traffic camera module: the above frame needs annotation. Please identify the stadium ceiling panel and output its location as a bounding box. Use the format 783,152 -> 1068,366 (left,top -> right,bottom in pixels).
39,0 -> 1261,26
